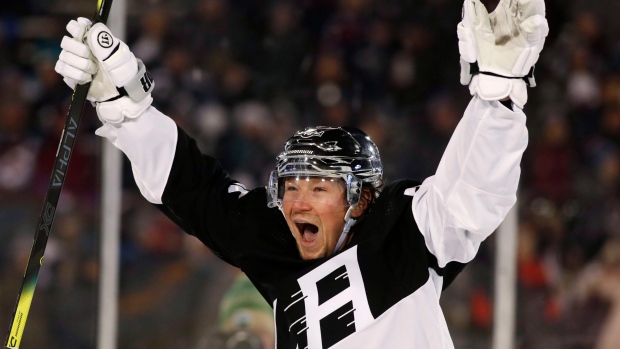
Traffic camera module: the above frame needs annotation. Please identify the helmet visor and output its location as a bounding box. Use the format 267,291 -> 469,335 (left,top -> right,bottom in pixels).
277,156 -> 351,179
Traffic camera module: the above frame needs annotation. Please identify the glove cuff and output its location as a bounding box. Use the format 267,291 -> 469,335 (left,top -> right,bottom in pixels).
469,74 -> 527,109
118,59 -> 155,102
96,95 -> 153,124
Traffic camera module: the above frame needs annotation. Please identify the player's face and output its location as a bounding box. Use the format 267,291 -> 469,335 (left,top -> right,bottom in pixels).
281,177 -> 349,260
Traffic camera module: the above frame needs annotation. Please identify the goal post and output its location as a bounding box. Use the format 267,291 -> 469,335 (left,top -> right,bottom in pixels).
492,204 -> 518,349
97,1 -> 125,348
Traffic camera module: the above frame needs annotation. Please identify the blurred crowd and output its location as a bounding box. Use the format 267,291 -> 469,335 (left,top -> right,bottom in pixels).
1,0 -> 620,348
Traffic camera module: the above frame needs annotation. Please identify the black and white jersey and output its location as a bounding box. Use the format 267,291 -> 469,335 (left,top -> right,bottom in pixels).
95,96 -> 528,348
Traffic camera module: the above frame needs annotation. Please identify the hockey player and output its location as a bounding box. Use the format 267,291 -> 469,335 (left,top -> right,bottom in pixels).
55,0 -> 548,347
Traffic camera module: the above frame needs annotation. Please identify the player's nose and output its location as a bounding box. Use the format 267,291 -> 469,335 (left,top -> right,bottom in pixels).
292,199 -> 312,211
291,192 -> 313,211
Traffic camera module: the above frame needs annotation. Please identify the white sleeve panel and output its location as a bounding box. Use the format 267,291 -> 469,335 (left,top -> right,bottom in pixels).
410,97 -> 528,267
94,106 -> 177,204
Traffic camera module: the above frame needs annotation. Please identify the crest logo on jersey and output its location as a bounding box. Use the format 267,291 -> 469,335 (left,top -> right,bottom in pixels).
280,246 -> 374,348
97,31 -> 113,48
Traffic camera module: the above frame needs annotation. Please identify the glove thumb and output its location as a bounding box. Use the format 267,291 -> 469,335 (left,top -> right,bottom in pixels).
464,0 -> 491,32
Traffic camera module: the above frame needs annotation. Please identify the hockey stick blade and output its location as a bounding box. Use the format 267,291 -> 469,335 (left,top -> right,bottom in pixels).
4,1 -> 113,348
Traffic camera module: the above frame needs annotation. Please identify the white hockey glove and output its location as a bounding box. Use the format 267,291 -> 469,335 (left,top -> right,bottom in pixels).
55,18 -> 154,123
458,0 -> 549,109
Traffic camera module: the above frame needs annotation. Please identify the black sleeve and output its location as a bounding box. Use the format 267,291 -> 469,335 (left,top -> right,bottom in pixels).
154,126 -> 247,266
363,180 -> 467,291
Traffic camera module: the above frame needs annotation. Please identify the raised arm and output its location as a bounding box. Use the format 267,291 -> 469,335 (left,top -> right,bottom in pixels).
410,0 -> 548,268
55,19 -> 246,264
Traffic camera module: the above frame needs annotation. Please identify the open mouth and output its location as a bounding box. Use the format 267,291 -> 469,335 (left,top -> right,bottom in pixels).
295,222 -> 319,244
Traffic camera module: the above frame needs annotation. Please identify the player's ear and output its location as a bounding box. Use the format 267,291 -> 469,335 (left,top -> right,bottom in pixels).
350,189 -> 372,219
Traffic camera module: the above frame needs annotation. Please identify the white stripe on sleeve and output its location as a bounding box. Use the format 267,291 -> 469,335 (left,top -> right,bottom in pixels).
409,97 -> 528,267
95,106 -> 177,204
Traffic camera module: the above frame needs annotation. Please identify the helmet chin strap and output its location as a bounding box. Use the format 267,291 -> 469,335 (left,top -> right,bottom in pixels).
333,206 -> 356,254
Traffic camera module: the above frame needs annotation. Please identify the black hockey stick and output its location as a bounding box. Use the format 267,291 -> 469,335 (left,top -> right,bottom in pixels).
4,1 -> 113,347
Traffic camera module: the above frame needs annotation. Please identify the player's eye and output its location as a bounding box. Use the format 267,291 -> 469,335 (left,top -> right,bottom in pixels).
313,186 -> 327,192
286,185 -> 298,192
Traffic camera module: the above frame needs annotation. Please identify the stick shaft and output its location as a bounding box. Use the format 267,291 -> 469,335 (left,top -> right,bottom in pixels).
4,1 -> 113,347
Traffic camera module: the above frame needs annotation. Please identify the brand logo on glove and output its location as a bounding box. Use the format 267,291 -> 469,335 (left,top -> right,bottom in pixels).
97,31 -> 113,48
140,71 -> 154,92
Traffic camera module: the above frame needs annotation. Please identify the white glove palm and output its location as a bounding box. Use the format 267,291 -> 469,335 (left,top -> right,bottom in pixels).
55,18 -> 153,123
458,0 -> 549,108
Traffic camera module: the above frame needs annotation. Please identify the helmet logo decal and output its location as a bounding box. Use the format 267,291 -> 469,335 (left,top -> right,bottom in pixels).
316,141 -> 342,152
296,128 -> 326,138
287,140 -> 342,153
